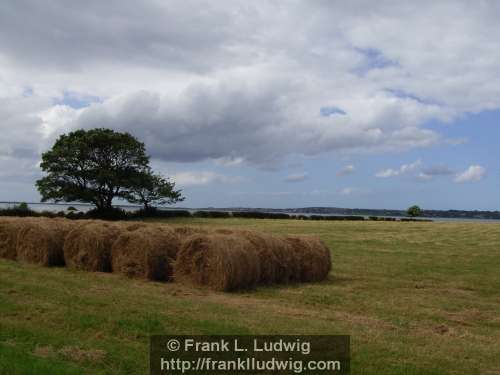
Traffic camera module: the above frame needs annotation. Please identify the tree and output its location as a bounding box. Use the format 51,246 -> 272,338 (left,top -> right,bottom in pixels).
36,128 -> 150,212
127,169 -> 184,211
407,205 -> 422,217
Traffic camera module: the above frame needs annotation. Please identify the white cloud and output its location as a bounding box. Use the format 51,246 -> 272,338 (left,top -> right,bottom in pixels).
171,171 -> 242,187
214,156 -> 245,167
454,165 -> 486,183
376,160 -> 421,178
337,164 -> 355,177
339,187 -> 355,195
416,172 -> 433,181
285,173 -> 308,183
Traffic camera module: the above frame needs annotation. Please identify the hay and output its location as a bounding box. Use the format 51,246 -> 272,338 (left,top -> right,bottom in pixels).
213,228 -> 234,235
16,219 -> 76,266
173,226 -> 209,237
118,222 -> 148,232
175,234 -> 261,291
285,235 -> 331,282
0,217 -> 26,260
240,230 -> 301,284
175,230 -> 331,291
64,221 -> 122,272
111,226 -> 180,281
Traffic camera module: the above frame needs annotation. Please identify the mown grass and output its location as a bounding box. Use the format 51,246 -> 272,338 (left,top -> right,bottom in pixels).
1,218 -> 500,374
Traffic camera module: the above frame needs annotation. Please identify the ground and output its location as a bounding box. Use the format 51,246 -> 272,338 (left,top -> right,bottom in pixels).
1,218 -> 500,374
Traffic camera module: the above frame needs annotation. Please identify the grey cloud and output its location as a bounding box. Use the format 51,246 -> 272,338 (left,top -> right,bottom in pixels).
0,0 -> 251,73
55,85 -> 442,167
421,165 -> 455,176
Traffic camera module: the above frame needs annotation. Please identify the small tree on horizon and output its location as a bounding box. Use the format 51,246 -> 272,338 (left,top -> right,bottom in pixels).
407,205 -> 422,217
127,169 -> 184,211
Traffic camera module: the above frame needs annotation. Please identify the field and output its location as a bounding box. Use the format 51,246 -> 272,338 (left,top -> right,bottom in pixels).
1,218 -> 500,374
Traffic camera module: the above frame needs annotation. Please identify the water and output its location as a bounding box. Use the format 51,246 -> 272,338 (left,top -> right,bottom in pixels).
1,202 -> 500,223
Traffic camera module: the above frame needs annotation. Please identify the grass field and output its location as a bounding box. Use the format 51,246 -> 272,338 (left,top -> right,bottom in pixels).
1,218 -> 500,374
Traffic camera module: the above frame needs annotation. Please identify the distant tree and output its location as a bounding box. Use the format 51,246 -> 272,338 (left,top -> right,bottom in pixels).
36,128 -> 150,213
16,202 -> 30,211
407,205 -> 422,217
127,170 -> 184,211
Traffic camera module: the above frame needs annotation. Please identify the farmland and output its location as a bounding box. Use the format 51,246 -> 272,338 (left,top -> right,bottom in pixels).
1,218 -> 500,374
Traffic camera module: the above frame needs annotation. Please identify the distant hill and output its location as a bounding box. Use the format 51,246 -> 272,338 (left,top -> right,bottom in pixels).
215,206 -> 500,220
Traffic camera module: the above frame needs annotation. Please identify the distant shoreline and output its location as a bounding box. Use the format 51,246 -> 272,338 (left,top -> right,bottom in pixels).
1,202 -> 500,221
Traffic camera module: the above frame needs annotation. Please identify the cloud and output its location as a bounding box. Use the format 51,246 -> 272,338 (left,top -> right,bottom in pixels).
4,1 -> 498,171
214,156 -> 245,167
1,0 -> 500,199
37,83 -> 444,168
417,164 -> 456,181
454,165 -> 486,183
337,164 -> 355,177
284,173 -> 308,183
375,160 -> 421,178
422,165 -> 456,176
416,172 -> 433,181
339,187 -> 356,195
171,171 -> 242,187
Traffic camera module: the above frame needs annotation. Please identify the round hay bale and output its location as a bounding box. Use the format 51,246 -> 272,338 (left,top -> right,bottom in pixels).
16,219 -> 76,266
240,230 -> 300,284
118,222 -> 148,232
175,234 -> 261,292
173,226 -> 209,237
213,228 -> 234,235
285,236 -> 331,282
0,218 -> 27,260
64,221 -> 122,272
111,226 -> 180,281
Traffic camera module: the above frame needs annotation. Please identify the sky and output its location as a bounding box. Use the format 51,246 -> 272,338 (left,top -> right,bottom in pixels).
0,0 -> 499,210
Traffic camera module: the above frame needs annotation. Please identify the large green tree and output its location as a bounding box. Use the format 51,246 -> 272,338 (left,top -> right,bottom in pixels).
36,128 -> 166,212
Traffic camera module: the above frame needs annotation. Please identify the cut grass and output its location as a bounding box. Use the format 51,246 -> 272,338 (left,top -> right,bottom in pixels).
1,218 -> 500,374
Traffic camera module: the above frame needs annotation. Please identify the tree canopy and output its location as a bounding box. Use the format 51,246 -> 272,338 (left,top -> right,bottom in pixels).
127,169 -> 184,211
36,128 -> 183,212
406,205 -> 422,217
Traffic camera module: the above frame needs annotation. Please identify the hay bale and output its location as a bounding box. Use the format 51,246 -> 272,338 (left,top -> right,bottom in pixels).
0,217 -> 26,260
16,219 -> 76,266
213,228 -> 234,235
119,222 -> 148,232
111,226 -> 180,281
175,234 -> 261,291
240,230 -> 300,284
173,226 -> 209,237
285,236 -> 331,282
64,221 -> 122,272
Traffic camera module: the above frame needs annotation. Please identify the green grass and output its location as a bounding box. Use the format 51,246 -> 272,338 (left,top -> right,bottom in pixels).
1,218 -> 500,374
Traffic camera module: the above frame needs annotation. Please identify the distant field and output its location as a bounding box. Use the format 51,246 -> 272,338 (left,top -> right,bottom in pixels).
1,218 -> 500,374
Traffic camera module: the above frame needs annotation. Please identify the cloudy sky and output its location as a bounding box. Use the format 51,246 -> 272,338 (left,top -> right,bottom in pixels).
0,0 -> 499,210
